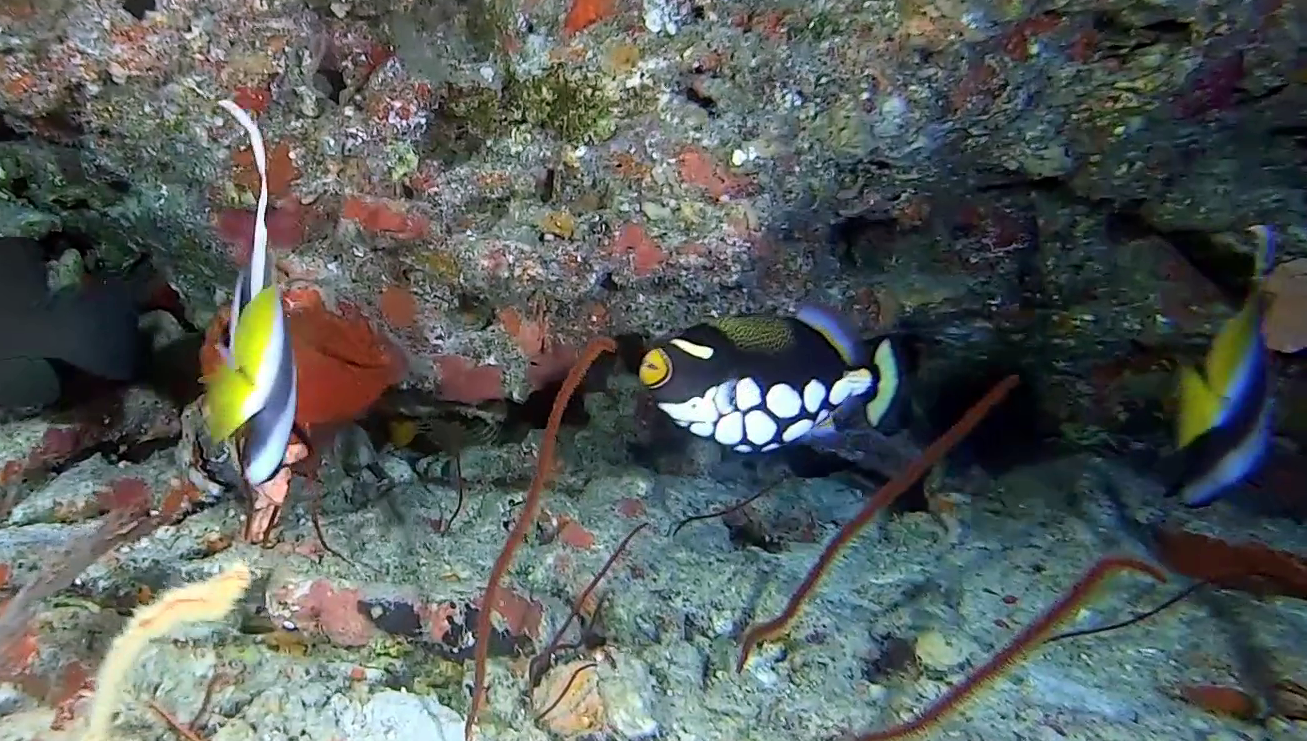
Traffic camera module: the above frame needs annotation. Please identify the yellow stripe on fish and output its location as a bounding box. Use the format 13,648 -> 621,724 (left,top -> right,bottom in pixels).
1174,364 -> 1222,449
202,285 -> 282,442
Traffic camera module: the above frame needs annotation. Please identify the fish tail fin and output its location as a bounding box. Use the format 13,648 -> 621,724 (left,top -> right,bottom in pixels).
202,362 -> 257,442
861,334 -> 912,434
795,303 -> 868,367
1175,363 -> 1221,449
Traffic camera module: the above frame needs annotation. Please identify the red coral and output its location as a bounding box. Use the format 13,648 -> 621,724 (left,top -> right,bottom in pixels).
95,478 -> 151,515
378,285 -> 419,329
232,140 -> 299,199
1175,52 -> 1244,118
432,355 -> 505,404
289,302 -> 406,426
1151,526 -> 1307,599
341,196 -> 430,239
562,0 -> 616,38
610,223 -> 665,276
676,146 -> 755,199
214,203 -> 309,263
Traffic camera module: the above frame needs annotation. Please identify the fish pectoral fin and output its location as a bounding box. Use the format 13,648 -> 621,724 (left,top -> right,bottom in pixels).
1175,364 -> 1222,449
202,363 -> 259,441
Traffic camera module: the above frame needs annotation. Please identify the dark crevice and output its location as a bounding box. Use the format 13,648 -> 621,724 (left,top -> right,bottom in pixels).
314,67 -> 348,105
974,175 -> 1066,193
36,229 -> 99,262
611,332 -> 648,375
683,84 -> 718,117
121,0 -> 156,20
7,176 -> 31,200
1090,13 -> 1192,55
537,167 -> 557,203
917,360 -> 1054,477
0,116 -> 25,142
1103,210 -> 1251,303
828,212 -> 898,271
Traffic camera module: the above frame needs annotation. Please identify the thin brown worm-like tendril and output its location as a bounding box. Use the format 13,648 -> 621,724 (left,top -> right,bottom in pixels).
530,521 -> 649,687
669,478 -> 788,537
464,337 -> 616,741
737,374 -> 1021,672
837,556 -> 1169,740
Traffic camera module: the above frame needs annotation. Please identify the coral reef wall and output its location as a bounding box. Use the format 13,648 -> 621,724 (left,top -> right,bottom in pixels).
2,0 -> 1305,427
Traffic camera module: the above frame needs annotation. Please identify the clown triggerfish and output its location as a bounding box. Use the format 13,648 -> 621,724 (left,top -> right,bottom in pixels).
201,100 -> 298,487
637,304 -> 910,453
1168,224 -> 1278,507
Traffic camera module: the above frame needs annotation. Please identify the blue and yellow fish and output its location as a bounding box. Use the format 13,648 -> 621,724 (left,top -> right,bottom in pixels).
1168,225 -> 1278,506
637,304 -> 910,453
202,100 -> 299,486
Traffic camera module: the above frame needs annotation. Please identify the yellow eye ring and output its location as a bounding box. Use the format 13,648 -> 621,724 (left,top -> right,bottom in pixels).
639,348 -> 672,389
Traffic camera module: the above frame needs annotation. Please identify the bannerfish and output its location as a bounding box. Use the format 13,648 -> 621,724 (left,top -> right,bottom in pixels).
0,237 -> 148,409
1168,224 -> 1278,507
637,304 -> 910,453
201,100 -> 299,487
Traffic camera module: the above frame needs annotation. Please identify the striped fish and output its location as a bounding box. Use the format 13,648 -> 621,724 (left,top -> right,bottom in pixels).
201,100 -> 299,486
1167,224 -> 1278,506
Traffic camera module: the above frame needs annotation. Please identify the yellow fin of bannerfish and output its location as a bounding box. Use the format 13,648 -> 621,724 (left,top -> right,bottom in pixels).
231,286 -> 279,375
201,286 -> 280,441
1175,363 -> 1222,448
1202,297 -> 1258,400
202,362 -> 258,442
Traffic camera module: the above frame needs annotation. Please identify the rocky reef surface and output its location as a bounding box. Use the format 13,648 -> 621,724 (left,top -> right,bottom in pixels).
0,379 -> 1306,741
2,0 -> 1306,412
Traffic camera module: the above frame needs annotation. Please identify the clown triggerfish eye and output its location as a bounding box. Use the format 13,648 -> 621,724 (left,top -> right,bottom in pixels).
638,304 -> 910,453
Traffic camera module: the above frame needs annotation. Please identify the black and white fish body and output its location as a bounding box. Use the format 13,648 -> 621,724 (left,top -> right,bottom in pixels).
637,304 -> 910,454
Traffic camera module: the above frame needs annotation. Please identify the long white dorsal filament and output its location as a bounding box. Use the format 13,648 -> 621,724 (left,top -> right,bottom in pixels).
217,99 -> 270,296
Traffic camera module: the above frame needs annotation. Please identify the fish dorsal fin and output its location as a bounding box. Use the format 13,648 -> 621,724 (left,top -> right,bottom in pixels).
795,303 -> 866,366
218,100 -> 271,301
1202,224 -> 1278,400
1176,363 -> 1222,448
708,315 -> 795,353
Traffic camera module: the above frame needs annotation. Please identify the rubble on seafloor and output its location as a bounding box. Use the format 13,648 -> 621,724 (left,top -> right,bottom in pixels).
0,368 -> 1305,741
